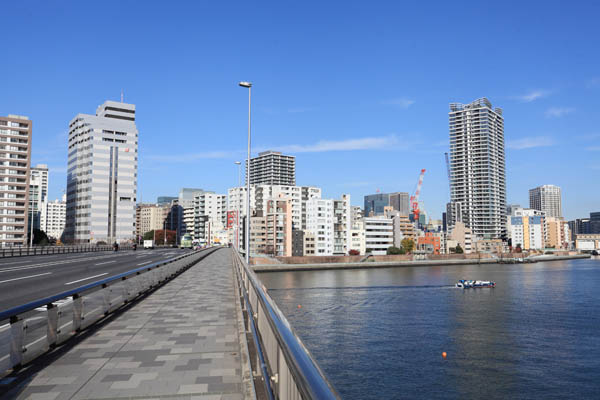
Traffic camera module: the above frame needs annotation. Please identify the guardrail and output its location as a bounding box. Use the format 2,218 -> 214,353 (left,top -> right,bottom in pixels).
0,245 -> 137,258
232,250 -> 340,400
0,247 -> 217,377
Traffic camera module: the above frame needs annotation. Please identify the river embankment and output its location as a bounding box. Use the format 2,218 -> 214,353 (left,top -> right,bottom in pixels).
252,253 -> 591,272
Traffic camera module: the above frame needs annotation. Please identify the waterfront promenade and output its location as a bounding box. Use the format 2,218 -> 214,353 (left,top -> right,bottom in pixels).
6,248 -> 253,399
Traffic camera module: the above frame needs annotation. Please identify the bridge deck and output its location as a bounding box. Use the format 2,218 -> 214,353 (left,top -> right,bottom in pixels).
12,248 -> 252,400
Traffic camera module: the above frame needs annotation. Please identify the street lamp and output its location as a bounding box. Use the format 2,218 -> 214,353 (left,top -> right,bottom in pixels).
234,161 -> 242,250
239,81 -> 252,263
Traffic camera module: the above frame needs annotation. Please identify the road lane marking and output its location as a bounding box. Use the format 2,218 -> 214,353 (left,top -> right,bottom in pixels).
0,253 -> 135,273
65,273 -> 108,285
95,261 -> 116,265
137,261 -> 153,266
0,272 -> 52,284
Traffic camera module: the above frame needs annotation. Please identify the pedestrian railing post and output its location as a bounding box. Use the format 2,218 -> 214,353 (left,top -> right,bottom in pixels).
9,315 -> 24,369
47,303 -> 58,347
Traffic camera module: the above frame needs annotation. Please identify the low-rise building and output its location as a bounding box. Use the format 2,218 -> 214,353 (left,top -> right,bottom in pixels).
473,238 -> 505,254
265,196 -> 292,257
545,217 -> 570,249
508,208 -> 545,250
292,230 -> 304,256
349,221 -> 366,255
40,195 -> 66,240
417,232 -> 441,254
575,234 -> 600,251
364,217 -> 393,255
449,221 -> 473,253
306,198 -> 334,255
303,231 -> 316,255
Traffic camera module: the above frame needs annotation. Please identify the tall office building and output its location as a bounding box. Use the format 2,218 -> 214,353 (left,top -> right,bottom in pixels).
29,164 -> 48,230
389,192 -> 410,216
529,185 -> 562,218
65,101 -> 138,244
449,98 -> 506,239
248,151 -> 295,186
364,192 -> 410,217
0,115 -> 31,247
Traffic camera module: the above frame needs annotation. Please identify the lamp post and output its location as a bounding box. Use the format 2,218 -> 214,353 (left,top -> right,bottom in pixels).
234,161 -> 242,250
239,81 -> 252,263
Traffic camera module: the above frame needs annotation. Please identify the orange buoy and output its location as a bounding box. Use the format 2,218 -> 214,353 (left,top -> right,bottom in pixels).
297,304 -> 302,309
442,352 -> 447,359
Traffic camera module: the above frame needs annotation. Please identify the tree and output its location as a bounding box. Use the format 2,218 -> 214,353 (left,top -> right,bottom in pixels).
400,238 -> 415,254
387,246 -> 403,255
143,230 -> 155,241
454,243 -> 464,254
515,244 -> 522,253
348,249 -> 360,256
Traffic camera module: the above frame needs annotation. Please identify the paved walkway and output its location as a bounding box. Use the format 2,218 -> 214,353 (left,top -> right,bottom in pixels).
12,248 -> 252,400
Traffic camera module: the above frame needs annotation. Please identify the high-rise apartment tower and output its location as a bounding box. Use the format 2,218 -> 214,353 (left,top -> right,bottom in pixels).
529,185 -> 562,218
247,151 -> 295,186
65,101 -> 138,243
448,98 -> 506,239
0,115 -> 32,247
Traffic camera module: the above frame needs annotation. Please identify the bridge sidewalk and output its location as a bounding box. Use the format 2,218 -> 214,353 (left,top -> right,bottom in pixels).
12,248 -> 252,400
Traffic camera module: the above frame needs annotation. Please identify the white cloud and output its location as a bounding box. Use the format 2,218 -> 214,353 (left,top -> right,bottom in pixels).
514,90 -> 551,102
506,136 -> 556,150
382,98 -> 415,108
269,135 -> 400,153
545,107 -> 575,118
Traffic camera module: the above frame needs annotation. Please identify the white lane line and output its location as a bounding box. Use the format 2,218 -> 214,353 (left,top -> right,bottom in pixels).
0,272 -> 52,284
65,273 -> 108,286
95,261 -> 116,266
137,261 -> 152,266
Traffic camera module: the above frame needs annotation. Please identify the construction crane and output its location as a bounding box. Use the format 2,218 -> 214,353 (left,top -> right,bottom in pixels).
410,169 -> 426,224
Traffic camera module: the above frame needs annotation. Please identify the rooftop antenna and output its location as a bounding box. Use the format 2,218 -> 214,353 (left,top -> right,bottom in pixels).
121,89 -> 124,103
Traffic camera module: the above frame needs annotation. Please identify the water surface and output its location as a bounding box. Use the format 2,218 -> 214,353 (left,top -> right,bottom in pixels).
259,259 -> 600,399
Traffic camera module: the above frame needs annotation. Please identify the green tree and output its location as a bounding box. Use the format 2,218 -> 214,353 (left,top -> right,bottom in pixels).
454,243 -> 464,254
387,246 -> 403,255
400,238 -> 415,254
143,230 -> 155,240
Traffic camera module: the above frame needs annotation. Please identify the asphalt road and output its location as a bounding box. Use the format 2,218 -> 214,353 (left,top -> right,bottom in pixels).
0,248 -> 192,313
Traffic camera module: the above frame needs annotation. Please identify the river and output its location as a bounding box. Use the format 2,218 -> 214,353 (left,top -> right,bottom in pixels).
258,258 -> 600,399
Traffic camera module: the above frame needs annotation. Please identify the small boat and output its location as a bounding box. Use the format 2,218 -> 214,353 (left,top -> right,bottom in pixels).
456,279 -> 495,289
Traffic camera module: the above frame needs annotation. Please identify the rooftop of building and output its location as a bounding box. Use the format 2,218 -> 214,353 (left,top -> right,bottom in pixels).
449,97 -> 503,115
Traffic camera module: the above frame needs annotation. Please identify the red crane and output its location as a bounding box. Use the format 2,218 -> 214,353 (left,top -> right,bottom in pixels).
410,169 -> 426,223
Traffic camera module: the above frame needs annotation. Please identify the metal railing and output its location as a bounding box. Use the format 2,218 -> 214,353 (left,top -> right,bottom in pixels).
0,247 -> 217,377
232,250 -> 340,400
0,245 -> 136,258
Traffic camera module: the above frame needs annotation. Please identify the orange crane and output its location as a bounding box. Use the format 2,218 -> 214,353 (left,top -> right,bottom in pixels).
410,169 -> 426,224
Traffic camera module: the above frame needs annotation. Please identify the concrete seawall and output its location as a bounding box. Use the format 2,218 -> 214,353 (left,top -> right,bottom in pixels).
252,254 -> 592,273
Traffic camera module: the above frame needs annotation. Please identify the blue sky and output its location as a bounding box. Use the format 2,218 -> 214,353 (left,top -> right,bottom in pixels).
1,1 -> 599,220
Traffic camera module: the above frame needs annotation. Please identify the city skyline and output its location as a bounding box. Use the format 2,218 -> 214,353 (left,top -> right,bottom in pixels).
1,2 -> 599,221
